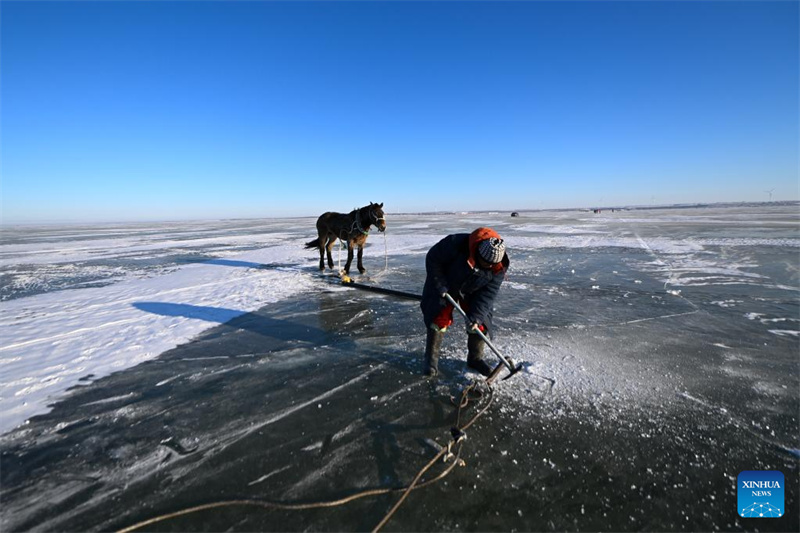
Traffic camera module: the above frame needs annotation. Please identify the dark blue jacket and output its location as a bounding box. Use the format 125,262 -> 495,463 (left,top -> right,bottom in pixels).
420,233 -> 509,335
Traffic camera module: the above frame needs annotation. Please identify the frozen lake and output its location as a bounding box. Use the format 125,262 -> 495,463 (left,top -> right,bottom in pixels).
1,205 -> 798,531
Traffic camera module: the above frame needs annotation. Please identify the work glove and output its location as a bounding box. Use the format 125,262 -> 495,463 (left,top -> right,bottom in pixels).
438,287 -> 449,306
466,322 -> 480,334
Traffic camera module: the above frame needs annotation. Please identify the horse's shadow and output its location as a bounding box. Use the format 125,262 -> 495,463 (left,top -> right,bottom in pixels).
132,301 -> 335,346
134,302 -> 242,323
176,258 -> 303,271
202,259 -> 269,269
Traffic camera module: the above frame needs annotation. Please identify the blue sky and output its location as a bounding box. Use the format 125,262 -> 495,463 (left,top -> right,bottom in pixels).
2,0 -> 798,222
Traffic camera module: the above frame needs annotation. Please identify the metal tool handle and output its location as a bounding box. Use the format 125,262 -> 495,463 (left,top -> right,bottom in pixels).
443,293 -> 517,373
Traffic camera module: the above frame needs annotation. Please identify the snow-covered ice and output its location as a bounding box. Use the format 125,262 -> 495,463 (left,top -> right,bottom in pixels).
1,205 -> 798,531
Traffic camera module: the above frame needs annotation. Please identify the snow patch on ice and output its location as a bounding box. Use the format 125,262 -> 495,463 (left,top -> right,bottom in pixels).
248,465 -> 292,486
514,224 -> 607,235
0,244 -> 317,433
711,300 -> 741,308
768,329 -> 799,338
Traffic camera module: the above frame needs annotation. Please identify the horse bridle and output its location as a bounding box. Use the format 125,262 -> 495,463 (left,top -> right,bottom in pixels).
369,207 -> 385,226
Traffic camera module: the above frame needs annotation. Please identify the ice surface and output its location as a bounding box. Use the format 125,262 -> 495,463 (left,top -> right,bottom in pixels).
0,205 -> 798,531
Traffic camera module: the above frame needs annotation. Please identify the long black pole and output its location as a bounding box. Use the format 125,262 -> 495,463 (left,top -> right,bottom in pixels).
340,279 -> 422,301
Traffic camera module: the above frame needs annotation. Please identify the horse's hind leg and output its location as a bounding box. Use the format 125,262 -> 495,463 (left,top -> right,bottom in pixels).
325,236 -> 336,270
316,232 -> 327,271
356,244 -> 366,274
317,242 -> 325,271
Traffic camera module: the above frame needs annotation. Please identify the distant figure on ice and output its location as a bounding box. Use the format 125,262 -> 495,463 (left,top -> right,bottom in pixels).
420,227 -> 509,377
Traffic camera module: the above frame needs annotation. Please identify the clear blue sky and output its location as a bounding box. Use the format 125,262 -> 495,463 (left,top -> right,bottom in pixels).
2,0 -> 798,223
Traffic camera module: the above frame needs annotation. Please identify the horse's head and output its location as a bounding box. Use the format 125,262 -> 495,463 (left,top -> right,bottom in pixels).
367,202 -> 386,232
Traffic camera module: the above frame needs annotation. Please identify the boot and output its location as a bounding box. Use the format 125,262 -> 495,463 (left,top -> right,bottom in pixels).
424,327 -> 444,377
466,334 -> 492,377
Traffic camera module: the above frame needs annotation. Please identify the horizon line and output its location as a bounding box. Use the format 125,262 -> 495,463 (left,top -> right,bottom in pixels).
2,200 -> 798,227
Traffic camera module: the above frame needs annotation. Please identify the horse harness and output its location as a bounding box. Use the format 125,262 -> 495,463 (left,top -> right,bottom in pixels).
345,206 -> 384,239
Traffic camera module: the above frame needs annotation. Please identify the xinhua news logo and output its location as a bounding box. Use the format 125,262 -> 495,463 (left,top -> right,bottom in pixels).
738,471 -> 784,518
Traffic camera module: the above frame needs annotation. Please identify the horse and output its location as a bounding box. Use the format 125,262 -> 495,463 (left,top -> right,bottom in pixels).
305,202 -> 386,275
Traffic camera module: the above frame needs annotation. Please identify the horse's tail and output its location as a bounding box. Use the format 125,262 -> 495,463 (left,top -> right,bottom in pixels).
305,238 -> 321,249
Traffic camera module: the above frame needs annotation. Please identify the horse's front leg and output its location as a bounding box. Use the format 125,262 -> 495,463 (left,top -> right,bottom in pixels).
344,243 -> 355,275
357,244 -> 366,274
